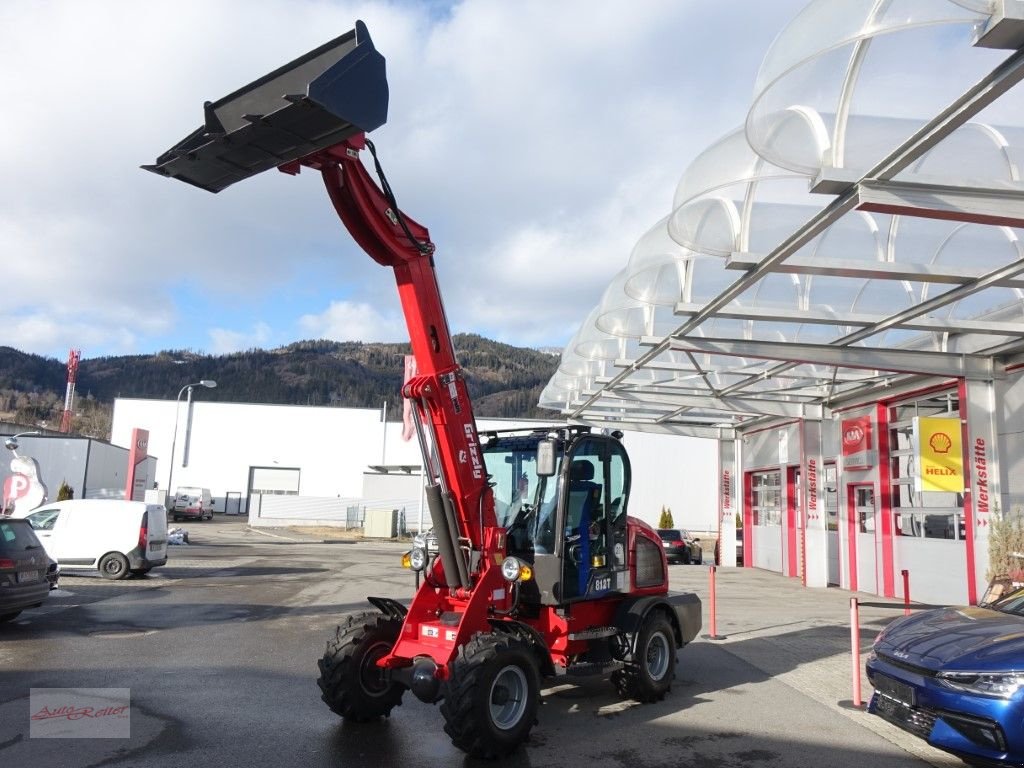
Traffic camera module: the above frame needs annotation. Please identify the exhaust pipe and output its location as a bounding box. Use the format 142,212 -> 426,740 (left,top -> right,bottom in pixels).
143,20 -> 387,193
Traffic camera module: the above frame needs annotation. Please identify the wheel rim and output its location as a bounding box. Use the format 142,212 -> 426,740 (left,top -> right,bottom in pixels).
489,664 -> 528,730
103,558 -> 124,576
358,640 -> 392,697
645,631 -> 671,681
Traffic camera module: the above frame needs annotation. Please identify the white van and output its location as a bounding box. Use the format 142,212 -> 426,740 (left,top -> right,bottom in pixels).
171,487 -> 213,521
14,500 -> 168,580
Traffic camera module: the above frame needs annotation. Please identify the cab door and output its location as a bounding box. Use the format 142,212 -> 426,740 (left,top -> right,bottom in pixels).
561,436 -> 630,601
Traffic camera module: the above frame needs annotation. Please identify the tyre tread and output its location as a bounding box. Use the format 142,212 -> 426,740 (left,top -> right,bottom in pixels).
316,611 -> 404,721
440,632 -> 539,758
612,610 -> 675,703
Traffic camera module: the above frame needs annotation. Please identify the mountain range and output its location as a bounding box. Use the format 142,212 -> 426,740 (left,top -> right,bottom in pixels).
0,335 -> 562,440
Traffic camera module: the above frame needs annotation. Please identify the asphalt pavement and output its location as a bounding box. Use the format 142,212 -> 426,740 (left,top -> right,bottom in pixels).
0,518 -> 964,768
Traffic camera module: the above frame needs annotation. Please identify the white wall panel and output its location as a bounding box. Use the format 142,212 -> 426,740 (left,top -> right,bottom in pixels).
619,431 -> 717,531
894,538 -> 968,606
112,400 -> 717,533
753,525 -> 783,573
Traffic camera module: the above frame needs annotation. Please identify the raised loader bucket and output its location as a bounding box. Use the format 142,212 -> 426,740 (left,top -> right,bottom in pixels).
143,20 -> 387,193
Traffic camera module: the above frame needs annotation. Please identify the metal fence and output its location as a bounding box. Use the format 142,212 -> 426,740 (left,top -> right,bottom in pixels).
248,493 -> 422,533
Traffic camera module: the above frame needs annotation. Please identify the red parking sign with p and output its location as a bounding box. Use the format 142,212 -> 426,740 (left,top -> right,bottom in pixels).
3,473 -> 30,508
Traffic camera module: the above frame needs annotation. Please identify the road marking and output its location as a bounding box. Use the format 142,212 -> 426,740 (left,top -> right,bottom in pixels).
247,528 -> 301,542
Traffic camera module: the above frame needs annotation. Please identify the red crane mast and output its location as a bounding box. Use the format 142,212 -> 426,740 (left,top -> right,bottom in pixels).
60,348 -> 81,434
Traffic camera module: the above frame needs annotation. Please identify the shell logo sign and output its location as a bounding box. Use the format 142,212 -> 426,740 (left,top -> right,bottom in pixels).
914,417 -> 963,493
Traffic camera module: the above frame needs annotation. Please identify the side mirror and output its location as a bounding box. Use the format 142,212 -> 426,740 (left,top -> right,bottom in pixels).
536,439 -> 556,477
693,537 -> 701,543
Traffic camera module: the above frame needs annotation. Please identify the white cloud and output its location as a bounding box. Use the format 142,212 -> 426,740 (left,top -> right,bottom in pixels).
0,0 -> 819,359
207,322 -> 274,354
298,300 -> 406,343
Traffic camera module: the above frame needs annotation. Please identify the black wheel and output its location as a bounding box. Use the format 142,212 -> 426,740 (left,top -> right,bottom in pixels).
694,548 -> 703,565
612,611 -> 676,703
173,515 -> 180,522
98,552 -> 130,580
440,632 -> 540,758
317,611 -> 405,721
0,611 -> 22,624
681,549 -> 691,565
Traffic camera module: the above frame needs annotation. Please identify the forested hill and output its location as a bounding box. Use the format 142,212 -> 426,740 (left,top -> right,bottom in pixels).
0,335 -> 561,439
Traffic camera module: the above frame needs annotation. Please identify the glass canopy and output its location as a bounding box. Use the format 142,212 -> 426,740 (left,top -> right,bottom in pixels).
540,0 -> 1024,436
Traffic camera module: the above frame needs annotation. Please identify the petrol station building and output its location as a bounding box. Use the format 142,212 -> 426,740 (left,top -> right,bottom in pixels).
540,1 -> 1024,606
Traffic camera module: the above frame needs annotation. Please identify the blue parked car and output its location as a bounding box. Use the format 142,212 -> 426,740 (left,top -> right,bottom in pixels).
867,589 -> 1024,766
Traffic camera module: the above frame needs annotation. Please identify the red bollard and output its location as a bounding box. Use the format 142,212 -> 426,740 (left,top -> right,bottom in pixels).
704,565 -> 725,640
851,597 -> 862,708
902,569 -> 910,616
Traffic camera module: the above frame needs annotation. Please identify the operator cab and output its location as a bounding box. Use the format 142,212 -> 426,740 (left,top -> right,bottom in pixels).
481,426 -> 631,606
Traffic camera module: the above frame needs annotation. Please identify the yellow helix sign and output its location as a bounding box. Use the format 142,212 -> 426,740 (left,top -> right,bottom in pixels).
915,416 -> 964,493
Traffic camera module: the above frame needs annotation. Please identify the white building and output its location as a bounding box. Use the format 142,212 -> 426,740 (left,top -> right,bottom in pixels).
110,398 -> 716,533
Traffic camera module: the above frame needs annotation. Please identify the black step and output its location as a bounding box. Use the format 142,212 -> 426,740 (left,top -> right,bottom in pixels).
568,626 -> 620,641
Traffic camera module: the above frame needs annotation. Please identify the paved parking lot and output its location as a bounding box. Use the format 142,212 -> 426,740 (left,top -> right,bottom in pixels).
0,518 -> 963,767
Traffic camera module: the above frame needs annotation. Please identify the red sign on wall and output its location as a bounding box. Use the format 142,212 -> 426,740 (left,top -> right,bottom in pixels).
124,428 -> 150,501
841,415 -> 873,471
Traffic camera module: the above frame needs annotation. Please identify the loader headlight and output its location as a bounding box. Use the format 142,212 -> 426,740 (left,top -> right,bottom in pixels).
501,556 -> 532,583
405,547 -> 428,572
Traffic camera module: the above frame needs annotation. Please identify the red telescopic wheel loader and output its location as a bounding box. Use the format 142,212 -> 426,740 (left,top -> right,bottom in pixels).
146,21 -> 701,758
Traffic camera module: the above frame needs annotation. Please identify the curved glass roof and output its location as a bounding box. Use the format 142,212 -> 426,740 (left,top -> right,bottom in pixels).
541,0 -> 1024,435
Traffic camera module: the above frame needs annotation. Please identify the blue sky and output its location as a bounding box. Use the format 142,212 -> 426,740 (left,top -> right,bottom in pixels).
0,0 -> 810,361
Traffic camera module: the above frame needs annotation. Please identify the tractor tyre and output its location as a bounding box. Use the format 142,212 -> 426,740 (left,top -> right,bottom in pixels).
317,611 -> 405,721
440,632 -> 540,758
612,610 -> 675,703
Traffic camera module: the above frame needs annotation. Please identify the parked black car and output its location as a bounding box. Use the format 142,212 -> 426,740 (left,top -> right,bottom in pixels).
658,528 -> 703,564
0,518 -> 52,623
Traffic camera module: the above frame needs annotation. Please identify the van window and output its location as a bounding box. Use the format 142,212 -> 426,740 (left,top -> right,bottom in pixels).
26,510 -> 61,531
0,520 -> 42,551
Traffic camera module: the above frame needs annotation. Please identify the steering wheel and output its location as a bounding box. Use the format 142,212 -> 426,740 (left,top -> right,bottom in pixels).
505,502 -> 534,536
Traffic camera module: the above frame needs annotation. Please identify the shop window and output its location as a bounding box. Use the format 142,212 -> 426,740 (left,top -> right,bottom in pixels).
888,391 -> 965,541
825,465 -> 838,532
856,487 -> 875,533
751,471 -> 782,526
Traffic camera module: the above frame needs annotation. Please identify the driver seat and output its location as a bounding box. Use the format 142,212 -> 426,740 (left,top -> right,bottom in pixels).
565,460 -> 602,597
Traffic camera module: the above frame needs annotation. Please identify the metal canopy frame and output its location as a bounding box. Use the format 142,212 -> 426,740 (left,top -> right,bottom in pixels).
546,17 -> 1024,437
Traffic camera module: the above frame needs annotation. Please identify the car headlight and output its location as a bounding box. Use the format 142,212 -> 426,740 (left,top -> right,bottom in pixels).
937,671 -> 1024,699
500,556 -> 533,583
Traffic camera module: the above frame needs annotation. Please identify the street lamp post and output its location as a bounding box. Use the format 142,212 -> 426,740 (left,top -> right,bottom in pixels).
166,380 -> 216,505
3,431 -> 42,457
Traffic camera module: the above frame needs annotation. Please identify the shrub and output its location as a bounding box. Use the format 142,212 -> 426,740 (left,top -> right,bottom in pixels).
56,480 -> 74,501
988,505 -> 1024,583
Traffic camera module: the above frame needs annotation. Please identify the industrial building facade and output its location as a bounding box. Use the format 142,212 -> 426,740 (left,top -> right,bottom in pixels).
110,398 -> 717,533
721,371 -> 1024,606
0,424 -> 152,507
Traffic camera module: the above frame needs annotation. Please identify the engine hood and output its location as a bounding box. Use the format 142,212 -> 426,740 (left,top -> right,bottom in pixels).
877,606 -> 1024,670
